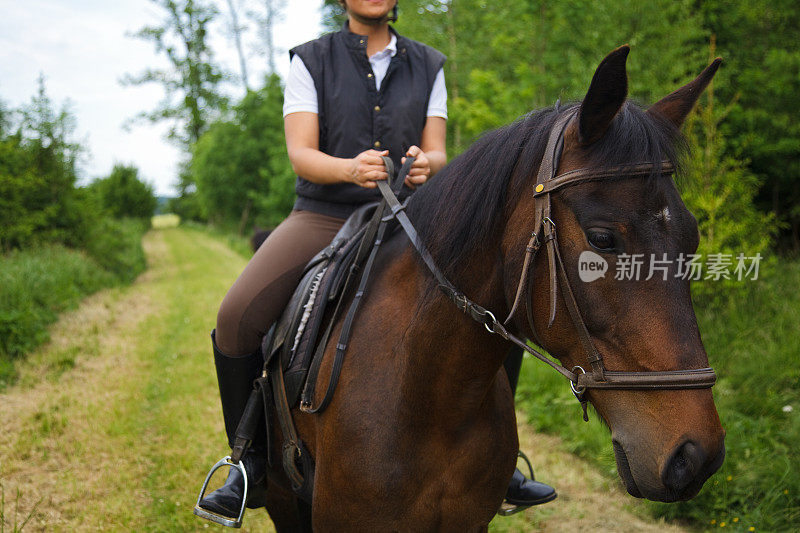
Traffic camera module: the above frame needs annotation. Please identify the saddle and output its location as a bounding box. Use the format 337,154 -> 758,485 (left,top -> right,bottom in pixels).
253,157 -> 413,503
265,200 -> 386,407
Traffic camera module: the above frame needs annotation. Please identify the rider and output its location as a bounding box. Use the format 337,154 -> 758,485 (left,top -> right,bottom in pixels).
197,0 -> 555,522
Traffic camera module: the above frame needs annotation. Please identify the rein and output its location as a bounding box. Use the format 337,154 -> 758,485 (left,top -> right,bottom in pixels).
374,111 -> 716,421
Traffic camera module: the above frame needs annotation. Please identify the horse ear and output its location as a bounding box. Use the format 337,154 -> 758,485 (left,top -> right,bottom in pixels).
648,58 -> 723,128
578,45 -> 630,145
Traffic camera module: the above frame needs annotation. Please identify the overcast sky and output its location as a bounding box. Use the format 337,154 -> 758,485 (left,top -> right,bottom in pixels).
0,0 -> 324,196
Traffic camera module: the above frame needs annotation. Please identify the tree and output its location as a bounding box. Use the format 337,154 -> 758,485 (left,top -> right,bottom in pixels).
677,69 -> 775,298
699,0 -> 800,252
321,0 -> 346,31
248,0 -> 287,74
0,76 -> 94,251
123,0 -> 228,147
192,74 -> 294,233
89,164 -> 158,220
223,0 -> 250,92
393,0 -> 707,154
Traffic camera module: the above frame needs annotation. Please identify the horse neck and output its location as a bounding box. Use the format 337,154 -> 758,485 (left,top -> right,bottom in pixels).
395,237 -> 513,421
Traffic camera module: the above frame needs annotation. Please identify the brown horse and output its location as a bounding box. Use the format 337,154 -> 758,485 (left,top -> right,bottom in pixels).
261,46 -> 725,531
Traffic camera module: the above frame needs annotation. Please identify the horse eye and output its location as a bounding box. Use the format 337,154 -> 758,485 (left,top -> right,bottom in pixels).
587,230 -> 615,251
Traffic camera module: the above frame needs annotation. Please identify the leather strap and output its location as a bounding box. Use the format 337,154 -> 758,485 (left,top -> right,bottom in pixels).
301,191 -> 387,411
506,111 -> 575,326
269,357 -> 306,489
230,386 -> 267,465
534,162 -> 675,197
301,156 -> 415,414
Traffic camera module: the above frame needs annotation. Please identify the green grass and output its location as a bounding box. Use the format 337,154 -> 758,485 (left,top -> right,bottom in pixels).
0,227 -> 278,530
182,220 -> 254,258
0,246 -> 115,384
518,260 -> 800,531
0,217 -> 148,387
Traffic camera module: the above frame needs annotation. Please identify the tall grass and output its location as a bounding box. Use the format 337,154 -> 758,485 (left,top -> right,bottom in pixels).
0,217 -> 148,387
518,261 -> 800,531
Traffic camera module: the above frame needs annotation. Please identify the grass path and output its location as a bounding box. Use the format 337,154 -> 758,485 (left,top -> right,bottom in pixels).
0,227 -> 686,532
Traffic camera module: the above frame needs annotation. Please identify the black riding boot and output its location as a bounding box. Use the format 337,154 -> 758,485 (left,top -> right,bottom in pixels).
198,331 -> 269,519
503,346 -> 557,506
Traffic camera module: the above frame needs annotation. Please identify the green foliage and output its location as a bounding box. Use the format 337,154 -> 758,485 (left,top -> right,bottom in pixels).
677,86 -> 776,299
0,217 -> 148,387
0,80 -> 150,385
392,0 -> 707,153
89,164 -> 158,220
123,0 -> 227,147
0,77 -> 98,252
518,261 -> 800,531
700,0 -> 800,251
192,74 -> 295,232
83,218 -> 149,283
0,247 -> 114,383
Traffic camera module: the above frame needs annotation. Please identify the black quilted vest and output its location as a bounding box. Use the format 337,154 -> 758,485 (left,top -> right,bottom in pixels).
289,23 -> 446,219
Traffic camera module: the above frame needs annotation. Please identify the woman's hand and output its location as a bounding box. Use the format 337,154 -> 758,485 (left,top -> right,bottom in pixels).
402,145 -> 431,189
346,149 -> 389,188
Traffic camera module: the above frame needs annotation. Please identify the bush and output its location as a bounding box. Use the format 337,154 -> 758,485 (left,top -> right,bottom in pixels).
88,164 -> 157,220
0,80 -> 152,387
0,217 -> 149,386
83,217 -> 149,283
0,246 -> 115,384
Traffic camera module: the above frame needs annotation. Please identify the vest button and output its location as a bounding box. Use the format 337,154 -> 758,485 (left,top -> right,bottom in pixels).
374,105 -> 381,112
374,141 -> 381,148
367,73 -> 373,78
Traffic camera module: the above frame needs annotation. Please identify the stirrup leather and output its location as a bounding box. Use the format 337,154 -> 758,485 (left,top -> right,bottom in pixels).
193,456 -> 249,528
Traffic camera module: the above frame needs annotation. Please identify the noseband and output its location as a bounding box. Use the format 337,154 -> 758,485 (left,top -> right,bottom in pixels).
376,110 -> 716,422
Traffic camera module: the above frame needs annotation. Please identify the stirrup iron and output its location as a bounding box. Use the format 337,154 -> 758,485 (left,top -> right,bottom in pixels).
497,451 -> 536,517
193,455 -> 249,528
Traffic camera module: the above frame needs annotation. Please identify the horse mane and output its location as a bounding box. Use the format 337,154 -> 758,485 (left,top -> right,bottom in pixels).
404,101 -> 687,276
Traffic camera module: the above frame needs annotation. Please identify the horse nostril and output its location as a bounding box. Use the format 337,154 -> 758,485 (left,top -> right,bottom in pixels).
662,441 -> 704,493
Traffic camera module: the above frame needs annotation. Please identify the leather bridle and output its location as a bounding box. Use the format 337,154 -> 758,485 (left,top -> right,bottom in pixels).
197,109 -> 721,517
375,109 -> 717,422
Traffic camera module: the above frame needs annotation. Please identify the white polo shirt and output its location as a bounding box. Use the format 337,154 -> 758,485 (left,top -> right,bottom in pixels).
283,33 -> 448,119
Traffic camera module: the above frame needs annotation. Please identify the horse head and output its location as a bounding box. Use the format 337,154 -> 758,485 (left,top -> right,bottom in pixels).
504,46 -> 725,502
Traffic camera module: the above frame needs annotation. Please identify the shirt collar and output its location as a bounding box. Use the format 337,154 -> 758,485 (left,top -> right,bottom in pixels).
341,20 -> 400,58
373,33 -> 397,59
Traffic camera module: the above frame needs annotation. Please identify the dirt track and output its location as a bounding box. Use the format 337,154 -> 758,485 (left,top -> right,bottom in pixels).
0,228 -> 687,531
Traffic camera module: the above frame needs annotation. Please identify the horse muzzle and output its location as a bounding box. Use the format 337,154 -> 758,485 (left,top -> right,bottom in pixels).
612,433 -> 725,502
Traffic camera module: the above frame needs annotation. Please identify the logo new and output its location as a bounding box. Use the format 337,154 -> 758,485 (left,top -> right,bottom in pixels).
578,250 -> 608,282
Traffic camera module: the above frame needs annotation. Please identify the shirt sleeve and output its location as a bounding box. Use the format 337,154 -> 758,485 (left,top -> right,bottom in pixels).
426,68 -> 448,119
283,55 -> 318,117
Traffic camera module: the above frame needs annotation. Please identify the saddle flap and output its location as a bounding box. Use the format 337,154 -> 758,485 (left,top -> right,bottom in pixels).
266,202 -> 381,406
